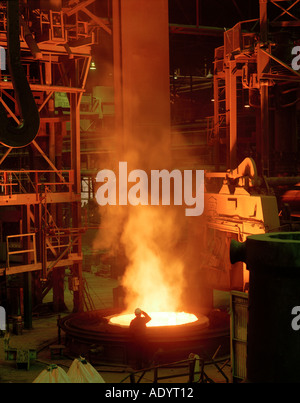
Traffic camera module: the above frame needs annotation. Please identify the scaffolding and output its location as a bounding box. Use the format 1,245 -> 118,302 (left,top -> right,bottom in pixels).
0,0 -> 111,327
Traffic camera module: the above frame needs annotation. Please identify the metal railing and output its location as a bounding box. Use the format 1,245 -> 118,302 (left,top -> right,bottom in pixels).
224,19 -> 259,57
6,233 -> 37,269
0,170 -> 74,198
120,354 -> 230,384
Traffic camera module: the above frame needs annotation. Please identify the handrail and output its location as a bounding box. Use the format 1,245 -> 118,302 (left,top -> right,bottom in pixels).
120,354 -> 230,384
0,170 -> 74,196
6,233 -> 37,269
120,358 -> 201,384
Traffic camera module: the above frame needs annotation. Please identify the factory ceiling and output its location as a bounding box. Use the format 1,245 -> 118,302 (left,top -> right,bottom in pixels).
90,0 -> 261,87
169,0 -> 259,28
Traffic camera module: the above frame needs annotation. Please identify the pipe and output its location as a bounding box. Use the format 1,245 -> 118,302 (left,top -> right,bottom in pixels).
265,176 -> 300,187
230,239 -> 246,264
0,0 -> 40,148
227,157 -> 258,180
20,17 -> 43,60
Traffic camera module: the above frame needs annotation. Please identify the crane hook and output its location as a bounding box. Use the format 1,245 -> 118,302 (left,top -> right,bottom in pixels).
0,0 -> 40,148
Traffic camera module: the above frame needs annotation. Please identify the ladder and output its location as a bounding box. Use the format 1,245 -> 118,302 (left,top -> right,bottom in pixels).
82,278 -> 95,311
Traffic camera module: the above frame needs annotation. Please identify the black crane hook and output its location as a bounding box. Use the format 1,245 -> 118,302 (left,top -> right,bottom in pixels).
0,0 -> 40,148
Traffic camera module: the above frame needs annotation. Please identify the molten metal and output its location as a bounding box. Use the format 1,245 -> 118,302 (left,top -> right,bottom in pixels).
108,311 -> 202,327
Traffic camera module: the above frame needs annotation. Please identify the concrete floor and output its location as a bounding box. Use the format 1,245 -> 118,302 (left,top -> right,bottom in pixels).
0,272 -> 231,383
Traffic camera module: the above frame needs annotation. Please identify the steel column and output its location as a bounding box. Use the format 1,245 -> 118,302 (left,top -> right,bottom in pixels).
229,61 -> 237,170
260,0 -> 268,43
226,61 -> 237,170
70,90 -> 83,313
23,205 -> 32,330
112,0 -> 171,166
213,74 -> 220,170
260,80 -> 270,177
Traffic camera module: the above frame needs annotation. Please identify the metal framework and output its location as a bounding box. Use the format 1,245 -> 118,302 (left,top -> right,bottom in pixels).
0,0 -> 111,327
268,0 -> 300,27
211,1 -> 300,176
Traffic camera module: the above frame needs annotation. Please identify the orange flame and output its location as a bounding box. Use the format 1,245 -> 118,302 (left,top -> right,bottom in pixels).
120,206 -> 186,315
109,312 -> 200,327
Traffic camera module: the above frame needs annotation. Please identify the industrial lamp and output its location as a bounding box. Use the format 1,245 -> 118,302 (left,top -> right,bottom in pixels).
244,89 -> 251,108
90,60 -> 96,70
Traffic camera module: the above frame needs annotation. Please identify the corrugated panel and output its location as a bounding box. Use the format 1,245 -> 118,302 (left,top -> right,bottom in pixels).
233,340 -> 247,380
233,297 -> 248,341
231,291 -> 248,382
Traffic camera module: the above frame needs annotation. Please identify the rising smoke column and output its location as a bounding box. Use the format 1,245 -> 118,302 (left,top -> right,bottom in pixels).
92,0 -> 201,315
120,205 -> 186,313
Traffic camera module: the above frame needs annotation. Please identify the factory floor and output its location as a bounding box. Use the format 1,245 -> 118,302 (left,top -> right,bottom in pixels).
0,272 -> 231,384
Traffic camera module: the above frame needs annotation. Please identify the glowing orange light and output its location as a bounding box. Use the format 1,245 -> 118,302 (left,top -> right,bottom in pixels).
108,311 -> 201,328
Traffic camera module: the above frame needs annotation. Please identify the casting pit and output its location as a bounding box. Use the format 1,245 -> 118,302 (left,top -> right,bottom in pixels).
59,308 -> 230,366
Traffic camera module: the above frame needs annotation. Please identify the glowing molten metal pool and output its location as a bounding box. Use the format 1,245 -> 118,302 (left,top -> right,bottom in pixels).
108,312 -> 201,327
58,308 -> 231,365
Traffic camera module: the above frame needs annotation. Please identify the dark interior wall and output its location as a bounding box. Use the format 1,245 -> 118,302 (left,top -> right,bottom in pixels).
169,0 -> 259,28
89,0 -> 261,81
